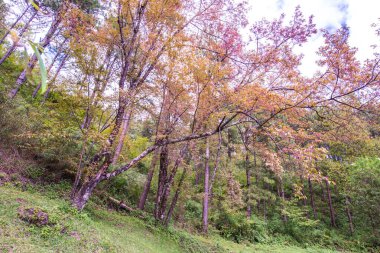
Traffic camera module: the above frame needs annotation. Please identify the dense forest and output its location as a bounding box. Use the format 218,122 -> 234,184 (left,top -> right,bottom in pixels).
0,0 -> 379,252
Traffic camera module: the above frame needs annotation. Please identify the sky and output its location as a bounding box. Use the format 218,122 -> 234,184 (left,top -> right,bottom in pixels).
246,0 -> 380,76
4,0 -> 379,77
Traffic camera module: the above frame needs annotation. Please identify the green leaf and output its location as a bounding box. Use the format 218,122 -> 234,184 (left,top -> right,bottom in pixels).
29,0 -> 40,11
28,0 -> 49,15
28,41 -> 47,94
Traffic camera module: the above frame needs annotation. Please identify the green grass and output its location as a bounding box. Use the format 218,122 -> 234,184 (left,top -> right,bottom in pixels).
0,184 -> 346,253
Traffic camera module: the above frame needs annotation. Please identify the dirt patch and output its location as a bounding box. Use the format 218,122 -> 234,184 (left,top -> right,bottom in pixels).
70,231 -> 81,241
15,198 -> 27,204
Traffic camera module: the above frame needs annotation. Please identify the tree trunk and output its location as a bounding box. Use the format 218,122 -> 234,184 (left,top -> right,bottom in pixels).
278,178 -> 287,222
209,131 -> 222,195
308,177 -> 317,219
157,144 -> 188,221
112,107 -> 133,164
164,166 -> 188,226
0,9 -> 38,65
202,138 -> 210,234
263,199 -> 267,221
194,160 -> 202,185
8,8 -> 62,98
70,133 -> 89,199
325,179 -> 336,227
0,5 -> 30,45
246,153 -> 252,218
154,145 -> 169,220
72,176 -> 102,211
345,196 -> 354,235
138,149 -> 160,210
300,176 -> 309,218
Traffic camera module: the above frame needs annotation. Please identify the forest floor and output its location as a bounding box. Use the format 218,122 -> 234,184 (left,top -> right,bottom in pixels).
0,184 -> 348,253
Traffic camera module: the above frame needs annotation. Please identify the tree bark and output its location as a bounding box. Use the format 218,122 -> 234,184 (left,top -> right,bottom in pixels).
72,174 -> 102,211
202,138 -> 210,234
112,107 -> 133,164
138,149 -> 160,210
345,196 -> 354,235
157,144 -> 188,221
209,131 -> 222,195
246,153 -> 252,218
300,176 -> 309,218
325,179 -> 336,227
154,145 -> 169,220
164,166 -> 188,226
278,178 -> 287,222
308,177 -> 317,219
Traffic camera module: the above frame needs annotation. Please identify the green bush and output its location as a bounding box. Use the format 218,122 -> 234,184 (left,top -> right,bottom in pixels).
215,210 -> 268,243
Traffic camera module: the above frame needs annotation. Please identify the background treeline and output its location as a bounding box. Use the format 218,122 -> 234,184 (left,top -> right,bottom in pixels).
0,0 -> 379,251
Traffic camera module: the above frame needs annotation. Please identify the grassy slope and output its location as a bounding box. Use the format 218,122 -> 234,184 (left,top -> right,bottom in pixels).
0,185 -> 342,253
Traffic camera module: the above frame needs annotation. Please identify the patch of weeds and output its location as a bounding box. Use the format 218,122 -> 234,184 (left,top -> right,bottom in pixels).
43,181 -> 72,199
0,171 -> 7,180
27,223 -> 63,239
10,173 -> 18,181
167,228 -> 224,253
100,240 -> 117,252
0,218 -> 7,227
23,165 -> 45,180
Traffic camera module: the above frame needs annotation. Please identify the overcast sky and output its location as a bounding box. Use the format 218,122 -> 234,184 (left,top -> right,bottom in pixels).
247,0 -> 380,76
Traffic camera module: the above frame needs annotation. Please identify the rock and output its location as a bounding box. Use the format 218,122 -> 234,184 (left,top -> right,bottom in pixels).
18,207 -> 49,226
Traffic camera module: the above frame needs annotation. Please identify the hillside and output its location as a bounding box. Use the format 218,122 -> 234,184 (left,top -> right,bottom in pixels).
1,0 -> 380,252
0,185 -> 340,253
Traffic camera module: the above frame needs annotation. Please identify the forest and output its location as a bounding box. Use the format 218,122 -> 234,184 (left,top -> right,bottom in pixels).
0,0 -> 379,252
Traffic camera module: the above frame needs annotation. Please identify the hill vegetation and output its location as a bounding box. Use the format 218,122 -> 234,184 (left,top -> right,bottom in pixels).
0,0 -> 379,252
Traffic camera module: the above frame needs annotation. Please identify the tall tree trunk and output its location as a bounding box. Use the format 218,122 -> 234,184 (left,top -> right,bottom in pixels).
72,169 -> 104,211
325,179 -> 336,227
209,131 -> 222,195
345,196 -> 354,235
0,9 -> 37,65
202,138 -> 210,234
157,144 -> 188,221
263,199 -> 267,221
321,182 -> 327,201
138,149 -> 160,210
194,160 -> 202,185
246,153 -> 252,218
278,178 -> 287,222
8,8 -> 63,98
70,132 -> 89,199
308,177 -> 317,219
48,53 -> 68,83
154,145 -> 169,220
164,165 -> 188,226
0,5 -> 30,45
300,176 -> 309,218
112,107 -> 133,164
